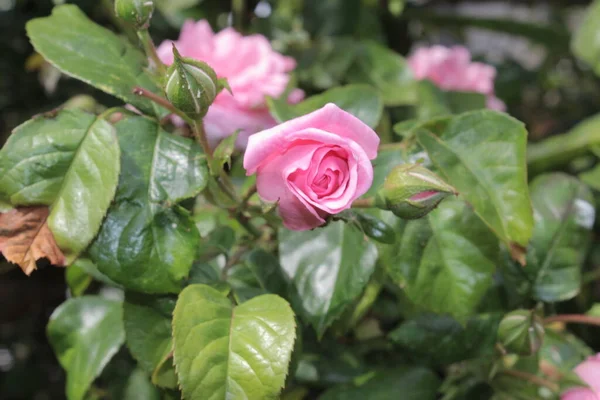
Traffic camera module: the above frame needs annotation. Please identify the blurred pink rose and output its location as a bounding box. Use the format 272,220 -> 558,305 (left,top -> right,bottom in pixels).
157,20 -> 302,148
244,104 -> 379,231
408,45 -> 505,111
562,354 -> 600,400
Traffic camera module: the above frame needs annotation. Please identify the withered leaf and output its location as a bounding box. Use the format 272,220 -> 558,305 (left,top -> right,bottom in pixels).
0,207 -> 65,275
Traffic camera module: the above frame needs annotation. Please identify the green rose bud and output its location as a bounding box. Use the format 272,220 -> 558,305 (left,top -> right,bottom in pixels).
164,46 -> 220,119
114,0 -> 154,28
375,164 -> 456,219
497,309 -> 544,356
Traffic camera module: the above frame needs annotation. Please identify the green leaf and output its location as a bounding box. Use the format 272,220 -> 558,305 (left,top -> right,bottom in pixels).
347,41 -> 417,106
389,313 -> 501,365
210,131 -> 239,176
66,258 -> 119,296
172,284 -> 296,400
244,249 -> 288,297
267,84 -> 383,128
334,210 -> 396,244
526,173 -> 595,302
572,0 -> 600,75
415,80 -> 487,120
363,148 -> 407,198
381,199 -> 498,319
296,37 -> 357,89
320,368 -> 441,400
47,296 -> 125,400
0,109 -> 120,264
124,368 -> 161,400
26,5 -> 165,115
580,164 -> 600,191
279,221 -> 378,337
416,111 -> 533,254
90,114 -> 207,293
123,292 -> 175,386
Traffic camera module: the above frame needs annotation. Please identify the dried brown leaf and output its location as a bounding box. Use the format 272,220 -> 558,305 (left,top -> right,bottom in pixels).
0,207 -> 65,275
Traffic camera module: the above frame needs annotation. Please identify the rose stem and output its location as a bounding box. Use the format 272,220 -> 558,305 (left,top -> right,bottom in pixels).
137,29 -> 167,75
544,314 -> 600,326
132,87 -> 191,122
352,198 -> 376,208
499,370 -> 559,392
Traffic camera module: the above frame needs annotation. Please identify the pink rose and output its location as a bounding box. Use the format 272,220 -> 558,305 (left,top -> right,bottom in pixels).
407,45 -> 505,111
157,20 -> 303,148
562,354 -> 600,400
243,104 -> 379,231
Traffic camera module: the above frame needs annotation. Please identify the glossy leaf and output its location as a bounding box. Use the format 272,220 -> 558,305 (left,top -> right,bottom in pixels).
416,80 -> 486,120
572,0 -> 600,75
47,296 -> 124,400
26,5 -> 164,115
363,148 -> 407,198
381,199 -> 498,319
319,368 -> 440,400
123,292 -> 176,385
267,84 -> 383,128
279,221 -> 378,337
0,109 -> 120,264
172,284 -> 296,400
389,313 -> 502,365
526,174 -> 595,302
90,114 -> 207,293
347,41 -> 416,106
416,111 -> 533,254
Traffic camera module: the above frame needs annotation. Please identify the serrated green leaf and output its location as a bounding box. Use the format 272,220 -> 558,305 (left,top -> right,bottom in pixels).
90,114 -> 207,293
279,221 -> 378,337
416,111 -> 533,254
124,368 -> 161,400
26,5 -> 165,116
267,84 -> 383,128
0,109 -> 120,264
572,0 -> 600,76
347,41 -> 417,106
389,313 -> 502,365
47,296 -> 124,400
415,80 -> 487,120
526,173 -> 595,302
319,368 -> 441,400
172,284 -> 296,400
123,292 -> 175,385
381,199 -> 498,319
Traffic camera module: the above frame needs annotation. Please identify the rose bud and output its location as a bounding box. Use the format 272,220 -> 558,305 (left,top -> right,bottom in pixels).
497,309 -> 544,356
164,46 -> 220,119
375,164 -> 456,219
562,354 -> 600,399
114,0 -> 154,28
243,104 -> 379,231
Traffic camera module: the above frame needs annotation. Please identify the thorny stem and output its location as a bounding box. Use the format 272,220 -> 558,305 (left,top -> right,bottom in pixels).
500,369 -> 559,392
352,198 -> 376,208
241,184 -> 257,207
137,29 -> 167,75
221,245 -> 249,280
544,314 -> 600,327
132,86 -> 191,123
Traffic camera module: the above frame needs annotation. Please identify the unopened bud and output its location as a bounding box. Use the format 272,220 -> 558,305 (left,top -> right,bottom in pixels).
497,310 -> 544,356
375,164 -> 456,219
165,46 -> 219,119
115,0 -> 154,28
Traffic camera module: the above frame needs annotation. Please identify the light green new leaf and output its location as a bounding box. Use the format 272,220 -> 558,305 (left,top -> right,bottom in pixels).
47,296 -> 124,400
416,110 -> 533,254
319,367 -> 441,400
123,292 -> 176,388
526,174 -> 595,302
572,0 -> 600,76
90,114 -> 207,293
0,109 -> 120,264
267,84 -> 383,128
172,284 -> 296,400
26,5 -> 165,115
381,199 -> 498,319
279,221 -> 378,337
347,41 -> 417,106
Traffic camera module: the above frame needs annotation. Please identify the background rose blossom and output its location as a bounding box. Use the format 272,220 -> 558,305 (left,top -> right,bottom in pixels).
157,20 -> 303,148
408,45 -> 505,111
562,354 -> 600,400
244,103 -> 379,231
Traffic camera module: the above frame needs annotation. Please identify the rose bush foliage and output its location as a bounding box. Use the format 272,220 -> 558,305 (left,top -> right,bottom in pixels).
3,0 -> 600,399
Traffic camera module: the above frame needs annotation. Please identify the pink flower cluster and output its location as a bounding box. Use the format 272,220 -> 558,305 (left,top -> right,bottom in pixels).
563,354 -> 600,400
157,20 -> 303,148
408,45 -> 505,111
